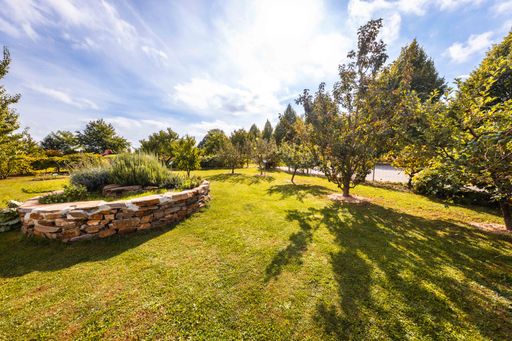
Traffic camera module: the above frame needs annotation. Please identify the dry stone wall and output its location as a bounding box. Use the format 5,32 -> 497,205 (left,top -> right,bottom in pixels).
17,181 -> 210,242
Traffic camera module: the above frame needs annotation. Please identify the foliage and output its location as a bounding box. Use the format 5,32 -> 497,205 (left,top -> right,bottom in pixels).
389,90 -> 452,187
412,166 -> 465,198
447,31 -> 512,229
40,130 -> 79,154
70,158 -> 111,192
76,119 -> 130,154
0,47 -> 26,179
179,175 -> 202,190
298,19 -> 388,197
230,129 -> 252,167
39,184 -> 88,204
218,139 -> 244,174
274,104 -> 298,145
262,119 -> 273,141
279,118 -> 316,183
173,135 -> 201,177
253,137 -> 279,175
139,128 -> 179,164
384,39 -> 446,102
198,129 -> 228,156
109,153 -> 173,187
248,123 -> 262,140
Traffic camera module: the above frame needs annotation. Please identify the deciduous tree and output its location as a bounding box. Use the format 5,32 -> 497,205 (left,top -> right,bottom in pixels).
139,128 -> 179,164
447,31 -> 512,229
173,135 -> 201,177
298,19 -> 388,197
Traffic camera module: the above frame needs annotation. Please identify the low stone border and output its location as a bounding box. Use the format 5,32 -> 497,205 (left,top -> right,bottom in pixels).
17,181 -> 210,242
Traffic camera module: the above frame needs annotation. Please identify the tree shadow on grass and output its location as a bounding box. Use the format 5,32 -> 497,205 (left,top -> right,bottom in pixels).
267,202 -> 512,339
207,173 -> 275,185
266,183 -> 331,202
0,223 -> 182,278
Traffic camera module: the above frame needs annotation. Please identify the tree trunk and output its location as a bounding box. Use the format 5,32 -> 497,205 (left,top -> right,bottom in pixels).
342,176 -> 351,197
187,169 -> 190,178
500,199 -> 512,231
407,176 -> 413,189
291,168 -> 297,184
231,165 -> 235,174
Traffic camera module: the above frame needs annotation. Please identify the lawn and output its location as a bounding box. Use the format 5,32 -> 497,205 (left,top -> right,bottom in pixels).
0,176 -> 69,207
0,168 -> 511,339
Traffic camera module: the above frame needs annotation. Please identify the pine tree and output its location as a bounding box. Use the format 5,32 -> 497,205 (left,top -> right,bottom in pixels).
0,47 -> 23,179
274,104 -> 298,145
262,120 -> 273,141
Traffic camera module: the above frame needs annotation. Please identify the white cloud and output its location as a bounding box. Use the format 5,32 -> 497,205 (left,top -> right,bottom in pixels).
173,78 -> 280,117
28,84 -> 99,110
447,31 -> 494,63
347,0 -> 485,44
437,0 -> 483,11
492,0 -> 512,14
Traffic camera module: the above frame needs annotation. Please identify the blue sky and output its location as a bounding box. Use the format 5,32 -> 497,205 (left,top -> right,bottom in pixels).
0,0 -> 510,146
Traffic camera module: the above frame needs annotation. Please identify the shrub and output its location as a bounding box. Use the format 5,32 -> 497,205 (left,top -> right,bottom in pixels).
70,158 -> 111,192
109,153 -> 173,187
160,172 -> 184,189
413,167 -> 464,199
39,184 -> 88,204
179,175 -> 202,190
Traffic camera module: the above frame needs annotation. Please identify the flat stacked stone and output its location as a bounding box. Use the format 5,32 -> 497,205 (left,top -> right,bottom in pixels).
17,181 -> 210,242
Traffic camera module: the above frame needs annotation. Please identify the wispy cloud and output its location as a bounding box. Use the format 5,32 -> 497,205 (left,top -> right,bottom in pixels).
446,31 -> 494,63
28,84 -> 99,110
492,0 -> 512,15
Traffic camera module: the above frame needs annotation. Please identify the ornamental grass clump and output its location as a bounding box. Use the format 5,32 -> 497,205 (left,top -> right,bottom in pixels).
70,158 -> 111,192
109,153 -> 180,188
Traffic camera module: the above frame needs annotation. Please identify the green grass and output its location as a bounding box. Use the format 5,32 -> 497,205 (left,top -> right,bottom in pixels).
0,168 -> 511,339
0,176 -> 69,207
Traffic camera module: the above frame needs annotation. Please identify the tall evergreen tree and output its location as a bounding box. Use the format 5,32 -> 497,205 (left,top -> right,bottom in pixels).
0,47 -> 24,179
274,104 -> 298,145
386,39 -> 446,102
262,120 -> 273,141
248,124 -> 261,140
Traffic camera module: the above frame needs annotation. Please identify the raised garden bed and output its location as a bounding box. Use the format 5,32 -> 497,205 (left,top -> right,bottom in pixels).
17,181 -> 210,242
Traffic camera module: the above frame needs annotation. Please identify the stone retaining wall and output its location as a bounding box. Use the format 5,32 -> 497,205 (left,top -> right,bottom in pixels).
17,181 -> 210,242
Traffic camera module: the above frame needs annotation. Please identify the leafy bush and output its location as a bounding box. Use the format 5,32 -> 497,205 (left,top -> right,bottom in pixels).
160,172 -> 184,189
70,158 -> 111,192
39,184 -> 88,204
179,175 -> 202,190
109,153 -> 174,187
413,167 -> 464,198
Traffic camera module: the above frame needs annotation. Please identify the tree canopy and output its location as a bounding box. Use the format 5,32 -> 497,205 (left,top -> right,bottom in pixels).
77,119 -> 130,154
139,128 -> 179,164
40,130 -> 79,154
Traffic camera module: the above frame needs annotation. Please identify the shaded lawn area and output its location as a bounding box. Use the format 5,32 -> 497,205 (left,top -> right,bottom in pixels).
0,168 -> 511,339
